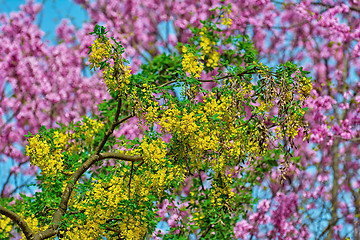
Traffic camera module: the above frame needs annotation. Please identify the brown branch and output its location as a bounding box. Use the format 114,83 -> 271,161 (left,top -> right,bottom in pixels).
116,114 -> 134,126
0,205 -> 34,239
333,135 -> 360,142
0,107 -> 21,132
1,171 -> 13,198
128,161 -> 135,198
311,2 -> 360,12
316,217 -> 339,240
99,152 -> 142,162
157,70 -> 257,88
324,138 -> 340,240
104,226 -> 126,240
136,160 -> 145,169
95,98 -> 123,155
105,226 -> 122,234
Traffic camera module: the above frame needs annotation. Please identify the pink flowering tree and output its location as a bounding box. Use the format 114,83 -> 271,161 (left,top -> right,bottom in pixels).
0,1 -> 106,198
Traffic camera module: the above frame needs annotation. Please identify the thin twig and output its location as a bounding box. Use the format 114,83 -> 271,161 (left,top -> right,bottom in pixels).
95,98 -> 123,155
128,161 -> 134,198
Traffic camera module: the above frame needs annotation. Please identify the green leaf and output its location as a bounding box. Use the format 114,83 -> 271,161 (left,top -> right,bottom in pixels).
24,131 -> 33,138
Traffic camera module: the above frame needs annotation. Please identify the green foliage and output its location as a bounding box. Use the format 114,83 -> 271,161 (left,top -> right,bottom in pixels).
0,4 -> 312,240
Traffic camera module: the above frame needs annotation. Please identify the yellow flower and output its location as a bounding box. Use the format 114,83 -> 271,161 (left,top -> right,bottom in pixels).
89,38 -> 112,70
200,35 -> 211,57
182,46 -> 203,78
206,50 -> 220,68
0,216 -> 12,237
299,76 -> 312,100
222,17 -> 232,26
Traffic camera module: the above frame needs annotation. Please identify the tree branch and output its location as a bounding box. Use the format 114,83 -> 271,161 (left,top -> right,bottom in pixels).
128,161 -> 134,198
99,152 -> 142,162
311,2 -> 360,13
0,205 -> 34,240
95,98 -> 123,154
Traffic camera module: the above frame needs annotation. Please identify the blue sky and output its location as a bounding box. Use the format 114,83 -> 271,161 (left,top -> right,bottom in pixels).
1,0 -> 88,44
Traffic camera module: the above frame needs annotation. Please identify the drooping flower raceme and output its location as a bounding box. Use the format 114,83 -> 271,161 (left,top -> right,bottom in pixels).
88,30 -> 132,93
89,38 -> 112,71
182,46 -> 204,78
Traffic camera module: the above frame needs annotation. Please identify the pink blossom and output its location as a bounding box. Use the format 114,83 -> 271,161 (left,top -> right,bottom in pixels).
234,220 -> 253,239
257,199 -> 270,212
317,173 -> 329,183
167,213 -> 179,228
152,229 -> 165,240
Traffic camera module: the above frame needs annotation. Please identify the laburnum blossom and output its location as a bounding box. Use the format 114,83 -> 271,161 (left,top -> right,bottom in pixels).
89,38 -> 112,70
181,46 -> 204,77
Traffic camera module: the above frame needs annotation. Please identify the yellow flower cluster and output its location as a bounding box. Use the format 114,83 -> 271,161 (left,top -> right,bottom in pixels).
221,14 -> 232,26
89,37 -> 132,93
199,32 -> 212,56
63,162 -> 185,240
54,130 -> 69,149
210,178 -> 235,207
182,46 -> 204,78
160,107 -> 198,138
103,64 -> 132,92
253,61 -> 269,76
159,94 -> 242,169
26,118 -> 104,177
299,76 -> 312,100
0,216 -> 12,237
26,135 -> 50,166
89,38 -> 112,70
192,210 -> 206,224
275,126 -> 282,139
78,117 -> 104,144
247,139 -> 266,155
286,110 -> 304,139
207,50 -> 220,68
140,136 -> 167,169
257,98 -> 273,113
239,81 -> 253,97
258,99 -> 267,112
222,17 -> 232,26
140,83 -> 153,103
116,215 -> 148,240
26,131 -> 68,176
228,138 -> 243,158
144,102 -> 160,124
286,92 -> 293,102
63,173 -> 149,240
156,91 -> 271,171
145,165 -> 184,196
199,28 -> 220,69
